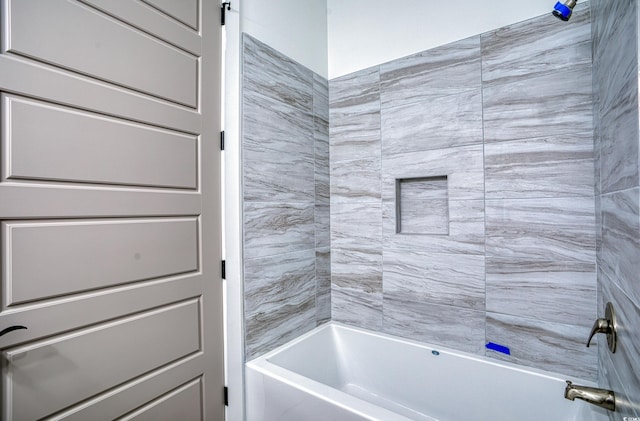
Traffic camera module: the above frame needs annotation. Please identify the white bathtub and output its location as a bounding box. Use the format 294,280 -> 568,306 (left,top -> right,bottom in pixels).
246,322 -> 610,421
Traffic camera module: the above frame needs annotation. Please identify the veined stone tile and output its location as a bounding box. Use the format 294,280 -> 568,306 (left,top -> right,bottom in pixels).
316,247 -> 331,324
243,202 -> 314,259
483,65 -> 593,143
331,202 -> 382,330
379,36 -> 481,109
329,110 -> 381,163
600,268 -> 640,417
485,312 -> 597,381
486,197 -> 596,264
329,67 -> 381,163
331,157 -> 381,204
600,187 -> 640,306
600,350 -> 639,418
316,291 -> 331,326
481,3 -> 591,87
243,91 -> 314,203
383,299 -> 485,355
313,72 -> 329,122
315,203 -> 330,249
331,202 -> 382,254
244,249 -> 316,359
595,194 -> 603,256
381,89 -> 483,155
597,73 -> 639,194
383,249 -> 485,310
330,65 -> 380,106
486,257 -> 596,327
382,144 -> 484,201
243,34 -> 313,112
332,283 -> 382,331
315,116 -> 329,204
383,199 -> 485,255
485,132 -> 594,199
592,0 -> 639,194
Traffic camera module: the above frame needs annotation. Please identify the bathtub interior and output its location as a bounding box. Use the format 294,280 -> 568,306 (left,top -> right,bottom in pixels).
251,322 -> 609,421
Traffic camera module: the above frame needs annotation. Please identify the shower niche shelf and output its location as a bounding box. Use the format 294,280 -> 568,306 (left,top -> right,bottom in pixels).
396,175 -> 449,235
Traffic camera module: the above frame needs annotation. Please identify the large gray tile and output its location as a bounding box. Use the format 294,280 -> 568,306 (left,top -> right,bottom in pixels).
383,299 -> 485,355
383,249 -> 485,310
329,67 -> 381,163
332,283 -> 382,331
592,0 -> 639,194
486,197 -> 596,264
380,36 -> 481,109
331,202 -> 382,261
597,73 -> 639,194
599,268 -> 640,416
243,34 -> 313,112
316,247 -> 331,324
331,202 -> 383,331
315,203 -> 330,249
313,72 -> 329,122
244,249 -> 316,360
481,3 -> 591,86
243,202 -> 314,259
315,153 -> 329,204
315,118 -> 329,204
383,199 -> 485,255
486,257 -> 596,327
600,187 -> 640,306
382,144 -> 485,201
243,91 -> 314,203
483,65 -> 593,143
485,312 -> 597,380
330,157 -> 381,204
331,202 -> 382,281
485,132 -> 594,199
381,89 -> 483,155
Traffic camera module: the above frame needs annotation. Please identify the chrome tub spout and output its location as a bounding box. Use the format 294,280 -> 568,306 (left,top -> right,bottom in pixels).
564,381 -> 615,412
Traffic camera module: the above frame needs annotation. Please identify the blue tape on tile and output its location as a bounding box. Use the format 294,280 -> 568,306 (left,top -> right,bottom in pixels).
486,342 -> 510,355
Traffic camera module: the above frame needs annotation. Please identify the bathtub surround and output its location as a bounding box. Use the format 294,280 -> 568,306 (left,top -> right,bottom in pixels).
330,4 -> 597,379
242,34 -> 330,360
246,323 -> 605,421
592,0 -> 640,417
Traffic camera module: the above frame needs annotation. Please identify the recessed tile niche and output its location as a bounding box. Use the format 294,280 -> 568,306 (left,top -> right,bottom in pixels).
396,176 -> 449,235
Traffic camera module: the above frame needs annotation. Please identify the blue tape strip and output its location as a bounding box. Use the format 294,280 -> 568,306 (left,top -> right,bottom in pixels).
486,342 -> 510,355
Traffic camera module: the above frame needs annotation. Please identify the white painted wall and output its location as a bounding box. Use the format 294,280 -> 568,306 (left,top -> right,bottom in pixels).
328,0 -> 560,78
240,0 -> 328,78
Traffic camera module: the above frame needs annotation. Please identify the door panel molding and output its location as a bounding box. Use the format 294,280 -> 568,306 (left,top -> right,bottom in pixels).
3,299 -> 202,420
6,0 -> 199,107
3,94 -> 199,189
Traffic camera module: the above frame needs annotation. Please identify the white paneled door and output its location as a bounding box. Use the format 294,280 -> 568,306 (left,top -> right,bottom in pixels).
0,0 -> 224,419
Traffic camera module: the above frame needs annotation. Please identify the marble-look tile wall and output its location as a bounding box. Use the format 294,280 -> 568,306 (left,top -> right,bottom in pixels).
592,0 -> 640,417
330,4 -> 597,380
242,34 -> 330,360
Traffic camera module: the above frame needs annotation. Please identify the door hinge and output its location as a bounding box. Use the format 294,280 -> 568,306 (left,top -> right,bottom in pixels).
220,131 -> 225,150
221,260 -> 226,279
221,2 -> 231,26
224,386 -> 229,406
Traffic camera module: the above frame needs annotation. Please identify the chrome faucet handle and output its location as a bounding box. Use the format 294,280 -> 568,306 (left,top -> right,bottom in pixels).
586,302 -> 617,353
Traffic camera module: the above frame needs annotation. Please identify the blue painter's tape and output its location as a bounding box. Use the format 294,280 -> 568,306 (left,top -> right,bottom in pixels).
486,342 -> 510,355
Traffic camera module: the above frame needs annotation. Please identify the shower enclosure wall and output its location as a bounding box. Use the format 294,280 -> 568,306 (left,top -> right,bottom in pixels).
328,3 -> 595,380
239,0 -> 640,417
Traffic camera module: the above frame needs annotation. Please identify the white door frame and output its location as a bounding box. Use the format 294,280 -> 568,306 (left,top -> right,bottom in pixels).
222,2 -> 245,420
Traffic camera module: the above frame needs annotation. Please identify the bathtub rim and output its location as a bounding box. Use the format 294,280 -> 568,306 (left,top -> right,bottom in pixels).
248,321 -> 596,386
